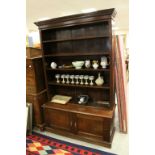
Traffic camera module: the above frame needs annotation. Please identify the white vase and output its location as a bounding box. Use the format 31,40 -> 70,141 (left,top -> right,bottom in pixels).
95,73 -> 104,86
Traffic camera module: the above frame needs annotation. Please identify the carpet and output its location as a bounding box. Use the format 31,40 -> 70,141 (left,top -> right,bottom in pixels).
26,132 -> 117,155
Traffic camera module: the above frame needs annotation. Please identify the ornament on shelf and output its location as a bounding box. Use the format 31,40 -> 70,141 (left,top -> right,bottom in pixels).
92,60 -> 99,69
79,75 -> 84,85
85,60 -> 91,68
55,74 -> 60,83
61,74 -> 65,84
75,75 -> 80,85
70,75 -> 75,84
77,95 -> 89,104
95,73 -> 104,86
100,56 -> 108,69
89,76 -> 95,85
50,62 -> 57,69
84,75 -> 89,85
65,74 -> 70,84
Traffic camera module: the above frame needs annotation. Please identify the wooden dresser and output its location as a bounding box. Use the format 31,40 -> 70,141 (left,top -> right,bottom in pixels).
34,8 -> 116,147
26,47 -> 47,128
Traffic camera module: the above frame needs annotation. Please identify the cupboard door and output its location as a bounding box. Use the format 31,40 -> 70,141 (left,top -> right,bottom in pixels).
26,59 -> 36,94
75,114 -> 103,139
26,59 -> 34,78
26,92 -> 47,127
44,109 -> 72,132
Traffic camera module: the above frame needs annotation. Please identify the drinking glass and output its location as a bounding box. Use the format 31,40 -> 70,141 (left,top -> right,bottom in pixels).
84,75 -> 89,85
75,75 -> 79,85
89,76 -> 94,85
79,75 -> 84,85
61,74 -> 65,84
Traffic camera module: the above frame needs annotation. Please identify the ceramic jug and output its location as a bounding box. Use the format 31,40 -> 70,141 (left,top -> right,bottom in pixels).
92,60 -> 99,69
100,56 -> 108,68
95,73 -> 104,86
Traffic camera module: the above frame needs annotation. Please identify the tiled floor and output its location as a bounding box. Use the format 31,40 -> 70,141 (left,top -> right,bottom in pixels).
33,107 -> 128,155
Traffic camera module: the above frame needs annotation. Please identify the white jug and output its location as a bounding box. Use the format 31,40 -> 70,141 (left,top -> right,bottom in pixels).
100,56 -> 108,68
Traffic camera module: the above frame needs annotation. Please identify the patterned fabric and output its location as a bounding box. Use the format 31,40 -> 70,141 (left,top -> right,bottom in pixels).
26,132 -> 117,155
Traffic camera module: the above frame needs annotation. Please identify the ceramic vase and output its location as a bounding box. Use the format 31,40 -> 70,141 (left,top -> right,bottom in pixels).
95,73 -> 104,86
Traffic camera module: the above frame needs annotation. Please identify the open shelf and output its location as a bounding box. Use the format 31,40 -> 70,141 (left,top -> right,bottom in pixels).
48,81 -> 110,89
42,35 -> 110,43
44,52 -> 111,57
46,68 -> 110,72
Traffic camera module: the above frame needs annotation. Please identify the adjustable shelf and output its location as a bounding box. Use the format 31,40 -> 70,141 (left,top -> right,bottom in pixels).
44,52 -> 111,57
46,68 -> 110,72
42,35 -> 110,43
48,81 -> 110,89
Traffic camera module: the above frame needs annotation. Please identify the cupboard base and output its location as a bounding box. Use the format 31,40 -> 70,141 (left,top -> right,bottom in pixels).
42,102 -> 115,148
43,126 -> 115,148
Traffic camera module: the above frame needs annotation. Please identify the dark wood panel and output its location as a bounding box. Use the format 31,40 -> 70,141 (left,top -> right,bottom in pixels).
26,56 -> 47,129
43,38 -> 111,55
26,59 -> 34,76
42,35 -> 110,43
56,29 -> 72,40
26,58 -> 46,94
42,102 -> 115,118
44,52 -> 110,57
26,91 -> 48,126
48,81 -> 110,89
26,47 -> 42,58
44,108 -> 71,132
42,107 -> 114,146
35,8 -> 116,29
44,126 -> 113,148
26,86 -> 36,94
33,58 -> 46,92
26,77 -> 36,86
75,114 -> 103,137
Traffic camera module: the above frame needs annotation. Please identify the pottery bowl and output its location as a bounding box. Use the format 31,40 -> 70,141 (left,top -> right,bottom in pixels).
72,61 -> 84,69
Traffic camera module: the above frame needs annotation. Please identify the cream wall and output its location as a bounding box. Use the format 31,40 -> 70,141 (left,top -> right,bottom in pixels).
26,0 -> 129,47
27,0 -> 128,32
